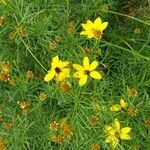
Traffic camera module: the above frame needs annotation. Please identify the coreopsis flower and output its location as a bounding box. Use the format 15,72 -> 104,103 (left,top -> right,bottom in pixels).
4,123 -> 13,130
0,135 -> 7,150
49,42 -> 57,50
55,35 -> 62,43
73,57 -> 102,86
144,119 -> 150,128
51,135 -> 64,144
90,116 -> 99,125
134,28 -> 141,34
128,88 -> 137,97
44,56 -> 70,82
38,92 -> 47,101
128,107 -> 138,117
0,16 -> 5,26
0,61 -> 10,73
58,81 -> 71,92
80,17 -> 108,39
17,101 -> 30,110
50,121 -> 59,131
9,79 -> 16,85
26,70 -> 34,78
110,99 -> 128,112
0,71 -> 10,82
91,143 -> 100,150
60,121 -> 73,138
101,4 -> 109,13
104,119 -> 131,148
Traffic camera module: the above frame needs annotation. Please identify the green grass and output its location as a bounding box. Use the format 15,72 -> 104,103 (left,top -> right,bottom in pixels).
0,0 -> 150,150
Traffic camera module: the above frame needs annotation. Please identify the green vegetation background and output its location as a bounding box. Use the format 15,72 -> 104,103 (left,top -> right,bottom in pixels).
0,0 -> 150,149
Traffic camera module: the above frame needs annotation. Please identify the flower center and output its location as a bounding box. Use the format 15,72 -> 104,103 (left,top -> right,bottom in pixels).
92,29 -> 102,38
55,67 -> 61,74
84,70 -> 90,75
115,132 -> 120,138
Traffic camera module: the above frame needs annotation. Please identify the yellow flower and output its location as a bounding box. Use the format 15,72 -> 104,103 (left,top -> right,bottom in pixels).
38,92 -> 47,101
105,119 -> 131,148
110,99 -> 128,112
0,16 -> 5,26
73,57 -> 102,86
44,56 -> 70,82
0,61 -> 10,73
0,71 -> 10,82
49,121 -> 59,131
51,135 -> 64,144
80,17 -> 108,39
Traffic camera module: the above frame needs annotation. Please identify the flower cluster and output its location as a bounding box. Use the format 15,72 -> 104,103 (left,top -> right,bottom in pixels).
44,17 -> 108,86
44,56 -> 102,86
50,119 -> 73,144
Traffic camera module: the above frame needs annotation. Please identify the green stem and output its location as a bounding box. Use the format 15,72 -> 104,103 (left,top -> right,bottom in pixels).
21,38 -> 47,71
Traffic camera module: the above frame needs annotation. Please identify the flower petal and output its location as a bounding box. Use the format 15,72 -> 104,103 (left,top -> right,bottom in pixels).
90,61 -> 99,71
105,126 -> 113,132
90,71 -> 102,79
100,22 -> 108,31
112,138 -> 119,148
105,126 -> 115,135
73,64 -> 83,71
83,57 -> 89,69
44,70 -> 55,81
51,56 -> 59,68
105,136 -> 119,148
87,33 -> 95,39
94,17 -> 102,28
73,72 -> 79,78
57,68 -> 70,81
86,20 -> 93,26
79,75 -> 88,86
60,61 -> 69,68
81,23 -> 92,31
105,136 -> 112,143
52,55 -> 59,63
120,99 -> 128,109
110,104 -> 121,112
120,133 -> 131,140
114,119 -> 120,131
121,127 -> 131,134
80,31 -> 87,35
